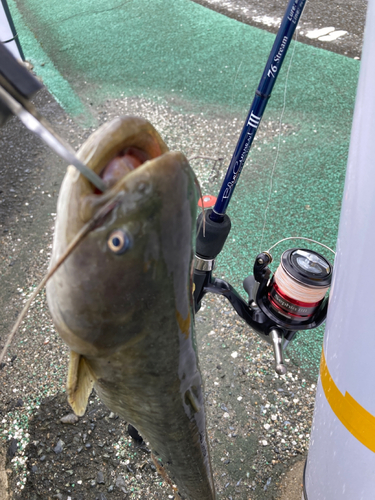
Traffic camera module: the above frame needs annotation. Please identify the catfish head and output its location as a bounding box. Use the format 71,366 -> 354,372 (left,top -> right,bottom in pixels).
46,116 -> 198,359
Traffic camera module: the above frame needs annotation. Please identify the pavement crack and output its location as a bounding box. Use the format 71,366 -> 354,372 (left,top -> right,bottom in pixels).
49,0 -> 131,26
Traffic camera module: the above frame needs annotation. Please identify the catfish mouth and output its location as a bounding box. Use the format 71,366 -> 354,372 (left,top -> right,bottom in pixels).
77,116 -> 170,193
76,116 -> 170,222
95,146 -> 151,193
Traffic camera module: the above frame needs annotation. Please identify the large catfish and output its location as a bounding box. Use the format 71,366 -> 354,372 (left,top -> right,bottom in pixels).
46,116 -> 215,500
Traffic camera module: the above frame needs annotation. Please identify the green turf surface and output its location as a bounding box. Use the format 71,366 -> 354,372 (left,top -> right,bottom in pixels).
8,0 -> 360,378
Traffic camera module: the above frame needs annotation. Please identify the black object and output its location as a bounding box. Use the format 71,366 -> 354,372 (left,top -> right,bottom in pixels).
0,43 -> 40,98
0,95 -> 12,126
195,209 -> 231,259
0,42 -> 42,126
193,210 -> 231,310
7,438 -> 18,459
128,424 -> 143,443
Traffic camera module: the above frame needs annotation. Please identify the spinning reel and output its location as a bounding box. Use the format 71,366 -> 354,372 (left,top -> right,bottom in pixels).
194,210 -> 333,374
243,248 -> 332,374
250,249 -> 331,327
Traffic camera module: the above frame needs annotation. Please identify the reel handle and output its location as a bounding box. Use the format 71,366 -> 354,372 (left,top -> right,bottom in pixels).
270,329 -> 287,375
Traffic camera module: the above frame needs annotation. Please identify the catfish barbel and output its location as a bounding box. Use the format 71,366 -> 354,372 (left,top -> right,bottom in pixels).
45,116 -> 216,499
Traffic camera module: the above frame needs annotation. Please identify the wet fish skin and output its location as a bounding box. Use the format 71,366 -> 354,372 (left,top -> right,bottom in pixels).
46,116 -> 216,500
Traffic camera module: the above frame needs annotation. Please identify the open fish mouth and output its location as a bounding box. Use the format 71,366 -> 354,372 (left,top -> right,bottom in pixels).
97,145 -> 151,190
76,115 -> 169,191
67,115 -> 170,224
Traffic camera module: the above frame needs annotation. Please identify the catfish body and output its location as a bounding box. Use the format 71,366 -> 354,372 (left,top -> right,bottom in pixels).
46,116 -> 215,499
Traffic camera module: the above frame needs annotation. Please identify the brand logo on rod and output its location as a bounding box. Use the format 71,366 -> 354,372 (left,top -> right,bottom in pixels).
247,111 -> 261,129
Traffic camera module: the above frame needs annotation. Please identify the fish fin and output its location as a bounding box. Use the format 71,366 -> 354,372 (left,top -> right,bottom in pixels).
67,350 -> 96,417
176,310 -> 191,339
185,388 -> 201,414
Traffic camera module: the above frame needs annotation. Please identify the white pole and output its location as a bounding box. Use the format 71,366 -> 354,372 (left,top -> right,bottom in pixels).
0,0 -> 24,60
303,1 -> 375,499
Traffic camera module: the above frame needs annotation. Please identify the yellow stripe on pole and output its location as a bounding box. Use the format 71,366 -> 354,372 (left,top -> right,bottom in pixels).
320,349 -> 375,453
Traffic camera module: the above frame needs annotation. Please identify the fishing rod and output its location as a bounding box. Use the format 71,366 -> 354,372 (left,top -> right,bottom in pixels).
193,0 -> 335,374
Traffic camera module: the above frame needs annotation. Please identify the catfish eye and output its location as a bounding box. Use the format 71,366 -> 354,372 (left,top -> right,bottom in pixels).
107,229 -> 131,254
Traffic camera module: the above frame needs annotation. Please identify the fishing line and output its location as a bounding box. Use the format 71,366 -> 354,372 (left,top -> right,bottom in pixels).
274,263 -> 329,302
2,35 -> 19,44
267,236 -> 336,256
258,27 -> 300,253
189,156 -> 223,162
194,174 -> 206,237
0,192 -> 125,366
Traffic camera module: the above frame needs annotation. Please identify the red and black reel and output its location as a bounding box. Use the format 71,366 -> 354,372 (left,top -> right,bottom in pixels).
253,249 -> 333,330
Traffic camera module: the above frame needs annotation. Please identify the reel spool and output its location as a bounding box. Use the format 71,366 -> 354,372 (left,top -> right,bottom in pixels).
253,248 -> 333,331
268,249 -> 332,321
